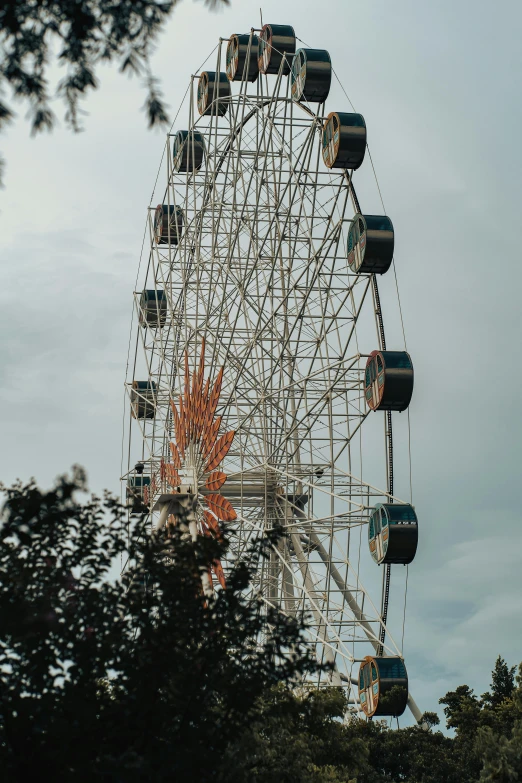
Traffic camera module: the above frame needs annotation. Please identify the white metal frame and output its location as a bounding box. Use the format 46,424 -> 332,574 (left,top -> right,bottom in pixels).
123,32 -> 422,723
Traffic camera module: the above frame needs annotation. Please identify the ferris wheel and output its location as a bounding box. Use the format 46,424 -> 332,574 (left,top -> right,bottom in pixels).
123,23 -> 422,723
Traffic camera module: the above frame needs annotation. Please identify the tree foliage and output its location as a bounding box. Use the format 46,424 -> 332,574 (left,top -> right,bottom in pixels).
224,686 -> 367,782
437,657 -> 522,783
0,470 -> 373,782
0,469 -> 321,780
0,0 -> 228,182
478,663 -> 522,783
0,0 -> 227,134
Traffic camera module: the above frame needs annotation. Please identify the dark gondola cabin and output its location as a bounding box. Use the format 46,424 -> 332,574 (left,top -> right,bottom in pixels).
131,381 -> 157,419
154,204 -> 184,245
322,112 -> 366,170
173,130 -> 206,173
197,71 -> 231,116
139,290 -> 167,328
364,351 -> 414,412
258,24 -> 296,75
359,656 -> 409,718
348,214 -> 395,274
126,475 -> 151,515
226,34 -> 259,82
368,503 -> 418,565
291,49 -> 332,103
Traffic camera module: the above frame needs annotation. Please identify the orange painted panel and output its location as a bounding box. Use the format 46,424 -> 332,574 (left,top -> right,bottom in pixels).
202,415 -> 222,458
203,510 -> 223,539
178,394 -> 186,454
205,430 -> 235,472
208,367 -> 224,420
202,377 -> 210,408
205,471 -> 227,491
164,463 -> 181,488
205,492 -> 237,522
212,559 -> 226,589
169,442 -> 181,468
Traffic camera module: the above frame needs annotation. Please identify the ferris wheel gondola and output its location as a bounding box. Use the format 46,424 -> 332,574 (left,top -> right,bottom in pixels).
123,23 -> 422,724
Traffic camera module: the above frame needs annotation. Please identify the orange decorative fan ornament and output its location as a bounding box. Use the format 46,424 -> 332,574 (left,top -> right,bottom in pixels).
160,338 -> 235,588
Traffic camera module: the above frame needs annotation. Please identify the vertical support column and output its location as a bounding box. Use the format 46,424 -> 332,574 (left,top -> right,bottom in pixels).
282,499 -> 341,686
280,538 -> 296,615
267,546 -> 281,606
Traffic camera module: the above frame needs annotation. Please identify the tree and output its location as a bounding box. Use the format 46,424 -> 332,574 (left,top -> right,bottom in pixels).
0,0 -> 228,180
339,712 -> 471,783
482,656 -> 517,708
223,686 -> 368,783
0,469 -> 367,782
437,657 -> 521,783
478,664 -> 522,783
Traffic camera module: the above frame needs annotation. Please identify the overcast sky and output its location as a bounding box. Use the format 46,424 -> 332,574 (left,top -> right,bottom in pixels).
1,0 -> 521,723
